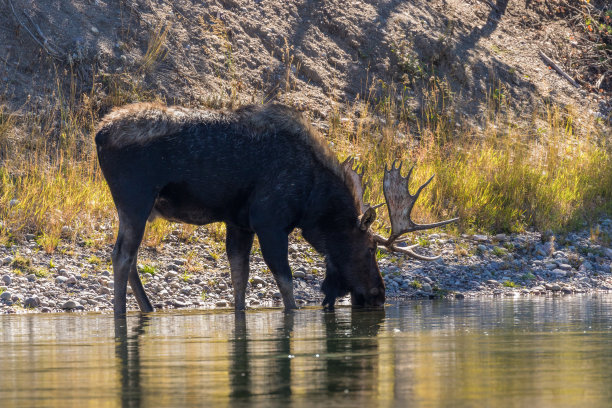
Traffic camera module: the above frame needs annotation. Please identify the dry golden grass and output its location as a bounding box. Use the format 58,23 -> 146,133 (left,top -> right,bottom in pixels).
0,67 -> 610,253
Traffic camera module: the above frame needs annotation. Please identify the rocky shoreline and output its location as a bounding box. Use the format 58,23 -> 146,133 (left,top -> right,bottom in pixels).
1,219 -> 612,314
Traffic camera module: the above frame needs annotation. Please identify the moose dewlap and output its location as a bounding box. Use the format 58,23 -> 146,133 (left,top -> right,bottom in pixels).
96,102 -> 455,316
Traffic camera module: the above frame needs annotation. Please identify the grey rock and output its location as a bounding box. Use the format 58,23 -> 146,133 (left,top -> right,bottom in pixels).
473,234 -> 488,242
61,225 -> 72,237
66,276 -> 77,285
165,271 -> 178,279
24,296 -> 40,308
272,292 -> 282,300
551,269 -> 567,278
551,285 -> 562,292
2,275 -> 11,285
59,269 -> 70,277
486,280 -> 501,286
421,283 -> 432,293
41,307 -> 52,313
173,300 -> 188,308
2,256 -> 13,266
101,270 -> 111,277
61,300 -> 78,309
1,291 -> 12,301
251,276 -> 266,286
26,274 -> 36,282
293,271 -> 306,279
215,300 -> 228,307
218,283 -> 227,290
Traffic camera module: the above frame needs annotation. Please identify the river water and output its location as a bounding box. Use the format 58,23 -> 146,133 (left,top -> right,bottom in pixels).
2,295 -> 612,407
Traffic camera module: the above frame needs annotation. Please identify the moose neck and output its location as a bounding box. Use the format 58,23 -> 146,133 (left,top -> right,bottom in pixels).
299,168 -> 359,259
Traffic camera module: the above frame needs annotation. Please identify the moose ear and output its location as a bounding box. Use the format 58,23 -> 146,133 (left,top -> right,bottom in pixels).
358,207 -> 377,231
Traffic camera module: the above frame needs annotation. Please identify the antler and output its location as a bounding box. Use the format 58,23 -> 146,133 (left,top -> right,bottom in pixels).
373,160 -> 458,260
342,157 -> 457,260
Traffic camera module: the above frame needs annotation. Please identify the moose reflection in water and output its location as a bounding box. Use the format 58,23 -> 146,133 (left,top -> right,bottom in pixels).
114,309 -> 385,406
96,103 -> 456,315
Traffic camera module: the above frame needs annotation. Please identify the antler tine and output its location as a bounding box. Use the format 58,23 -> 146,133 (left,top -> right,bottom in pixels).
414,174 -> 435,198
389,244 -> 442,261
383,161 -> 458,243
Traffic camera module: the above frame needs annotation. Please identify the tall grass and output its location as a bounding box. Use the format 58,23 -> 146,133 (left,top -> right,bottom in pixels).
0,68 -> 610,253
330,80 -> 612,234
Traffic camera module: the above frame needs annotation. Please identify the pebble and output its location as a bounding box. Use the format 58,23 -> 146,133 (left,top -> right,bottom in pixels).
1,291 -> 12,301
2,275 -> 12,285
251,276 -> 266,286
55,276 -> 68,285
293,271 -> 306,279
215,300 -> 228,307
2,256 -> 13,266
551,269 -> 567,278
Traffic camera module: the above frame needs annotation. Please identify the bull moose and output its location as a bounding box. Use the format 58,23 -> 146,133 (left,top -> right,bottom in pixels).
95,103 -> 457,316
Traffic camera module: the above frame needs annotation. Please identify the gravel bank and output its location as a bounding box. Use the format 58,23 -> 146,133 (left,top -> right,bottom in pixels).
1,219 -> 611,314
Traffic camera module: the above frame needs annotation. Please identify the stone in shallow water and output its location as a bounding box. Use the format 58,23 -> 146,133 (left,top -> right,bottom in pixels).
215,300 -> 228,307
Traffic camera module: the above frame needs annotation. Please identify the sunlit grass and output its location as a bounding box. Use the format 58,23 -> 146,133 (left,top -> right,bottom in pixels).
0,69 -> 610,253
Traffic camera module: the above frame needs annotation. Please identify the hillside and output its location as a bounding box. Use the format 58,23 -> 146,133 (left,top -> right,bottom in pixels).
1,0 -> 610,120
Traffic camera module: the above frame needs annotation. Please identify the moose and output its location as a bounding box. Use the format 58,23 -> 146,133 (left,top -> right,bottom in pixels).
95,103 -> 457,316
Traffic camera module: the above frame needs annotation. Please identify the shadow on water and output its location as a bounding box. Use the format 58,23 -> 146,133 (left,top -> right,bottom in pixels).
115,315 -> 151,408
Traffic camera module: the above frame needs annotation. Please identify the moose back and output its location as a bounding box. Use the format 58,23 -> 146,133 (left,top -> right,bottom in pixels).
96,103 -> 386,315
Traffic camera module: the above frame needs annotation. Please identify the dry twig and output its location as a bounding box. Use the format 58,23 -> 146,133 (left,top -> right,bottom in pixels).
539,50 -> 580,89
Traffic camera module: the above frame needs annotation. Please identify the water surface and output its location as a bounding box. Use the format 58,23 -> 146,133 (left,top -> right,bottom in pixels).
2,296 -> 612,407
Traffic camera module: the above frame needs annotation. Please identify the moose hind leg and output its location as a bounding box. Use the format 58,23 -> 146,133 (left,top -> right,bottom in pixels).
226,224 -> 254,311
112,217 -> 148,316
129,260 -> 154,313
256,229 -> 297,310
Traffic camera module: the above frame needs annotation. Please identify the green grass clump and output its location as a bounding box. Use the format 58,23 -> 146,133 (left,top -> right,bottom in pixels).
138,263 -> 158,276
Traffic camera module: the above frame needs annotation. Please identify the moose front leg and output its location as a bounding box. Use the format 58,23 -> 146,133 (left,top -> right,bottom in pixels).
226,224 -> 254,311
256,229 -> 298,310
